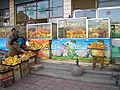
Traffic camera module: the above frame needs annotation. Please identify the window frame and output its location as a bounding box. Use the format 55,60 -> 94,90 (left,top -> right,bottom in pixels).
16,0 -> 63,24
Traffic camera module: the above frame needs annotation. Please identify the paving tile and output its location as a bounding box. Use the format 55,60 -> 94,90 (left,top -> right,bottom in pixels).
101,84 -> 111,89
62,86 -> 72,90
52,86 -> 64,90
58,82 -> 67,86
109,86 -> 119,90
65,84 -> 74,88
0,74 -> 119,90
92,83 -> 102,88
81,85 -> 92,90
43,88 -> 49,90
91,87 -> 104,90
72,85 -> 81,90
54,78 -> 64,83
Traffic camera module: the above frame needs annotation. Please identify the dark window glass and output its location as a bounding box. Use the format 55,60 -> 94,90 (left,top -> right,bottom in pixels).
0,9 -> 10,27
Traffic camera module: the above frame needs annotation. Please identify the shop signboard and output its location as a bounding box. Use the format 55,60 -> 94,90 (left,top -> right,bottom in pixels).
0,38 -> 8,51
51,39 -> 110,62
26,23 -> 57,59
0,27 -> 12,51
29,40 -> 50,59
88,18 -> 110,39
57,18 -> 87,39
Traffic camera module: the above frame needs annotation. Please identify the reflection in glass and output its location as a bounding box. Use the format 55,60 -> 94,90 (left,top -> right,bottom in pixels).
88,19 -> 109,38
58,18 -> 86,38
26,3 -> 36,19
37,1 -> 49,18
50,0 -> 63,17
75,10 -> 96,18
98,8 -> 120,24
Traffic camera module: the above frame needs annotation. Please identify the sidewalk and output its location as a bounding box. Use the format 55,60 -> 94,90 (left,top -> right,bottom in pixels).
0,59 -> 119,90
31,59 -> 120,85
0,74 -> 119,90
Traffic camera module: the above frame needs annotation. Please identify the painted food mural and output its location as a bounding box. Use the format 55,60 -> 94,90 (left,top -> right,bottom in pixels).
51,39 -> 110,61
28,24 -> 51,39
88,19 -> 109,38
29,40 -> 50,59
58,18 -> 86,38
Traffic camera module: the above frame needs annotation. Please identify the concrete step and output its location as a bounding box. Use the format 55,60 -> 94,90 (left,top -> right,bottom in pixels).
41,62 -> 119,76
31,62 -> 118,85
31,69 -> 115,85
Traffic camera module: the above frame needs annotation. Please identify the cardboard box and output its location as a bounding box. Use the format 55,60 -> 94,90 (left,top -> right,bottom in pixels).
29,57 -> 35,66
12,65 -> 21,82
20,61 -> 29,78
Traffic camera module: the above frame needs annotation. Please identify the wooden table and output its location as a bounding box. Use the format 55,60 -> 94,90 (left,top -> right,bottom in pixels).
92,56 -> 104,70
88,48 -> 106,70
24,47 -> 40,64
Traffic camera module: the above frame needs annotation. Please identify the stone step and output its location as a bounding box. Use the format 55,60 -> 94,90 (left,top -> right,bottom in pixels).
31,69 -> 115,85
31,62 -> 119,85
30,64 -> 44,71
41,62 -> 119,76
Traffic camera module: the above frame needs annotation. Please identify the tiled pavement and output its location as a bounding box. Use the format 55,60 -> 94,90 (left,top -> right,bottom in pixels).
0,74 -> 119,90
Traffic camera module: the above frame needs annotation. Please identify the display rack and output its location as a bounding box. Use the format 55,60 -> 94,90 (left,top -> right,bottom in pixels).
88,47 -> 106,70
87,18 -> 110,69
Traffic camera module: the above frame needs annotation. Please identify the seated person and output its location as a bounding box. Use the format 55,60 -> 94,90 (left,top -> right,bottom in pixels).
8,38 -> 27,57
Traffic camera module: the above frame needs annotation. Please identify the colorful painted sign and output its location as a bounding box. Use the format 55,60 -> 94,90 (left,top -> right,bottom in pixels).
29,40 -> 50,59
51,39 -> 110,62
58,18 -> 87,38
0,38 -> 8,51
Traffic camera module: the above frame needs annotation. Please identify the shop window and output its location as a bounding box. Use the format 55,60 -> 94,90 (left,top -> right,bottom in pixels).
16,0 -> 63,24
50,0 -> 63,17
98,8 -> 120,24
98,7 -> 120,38
16,5 -> 26,24
37,0 -> 49,19
98,0 -> 120,8
26,3 -> 36,19
73,9 -> 96,18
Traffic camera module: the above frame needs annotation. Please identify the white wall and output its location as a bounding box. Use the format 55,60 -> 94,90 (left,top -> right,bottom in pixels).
63,0 -> 71,18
